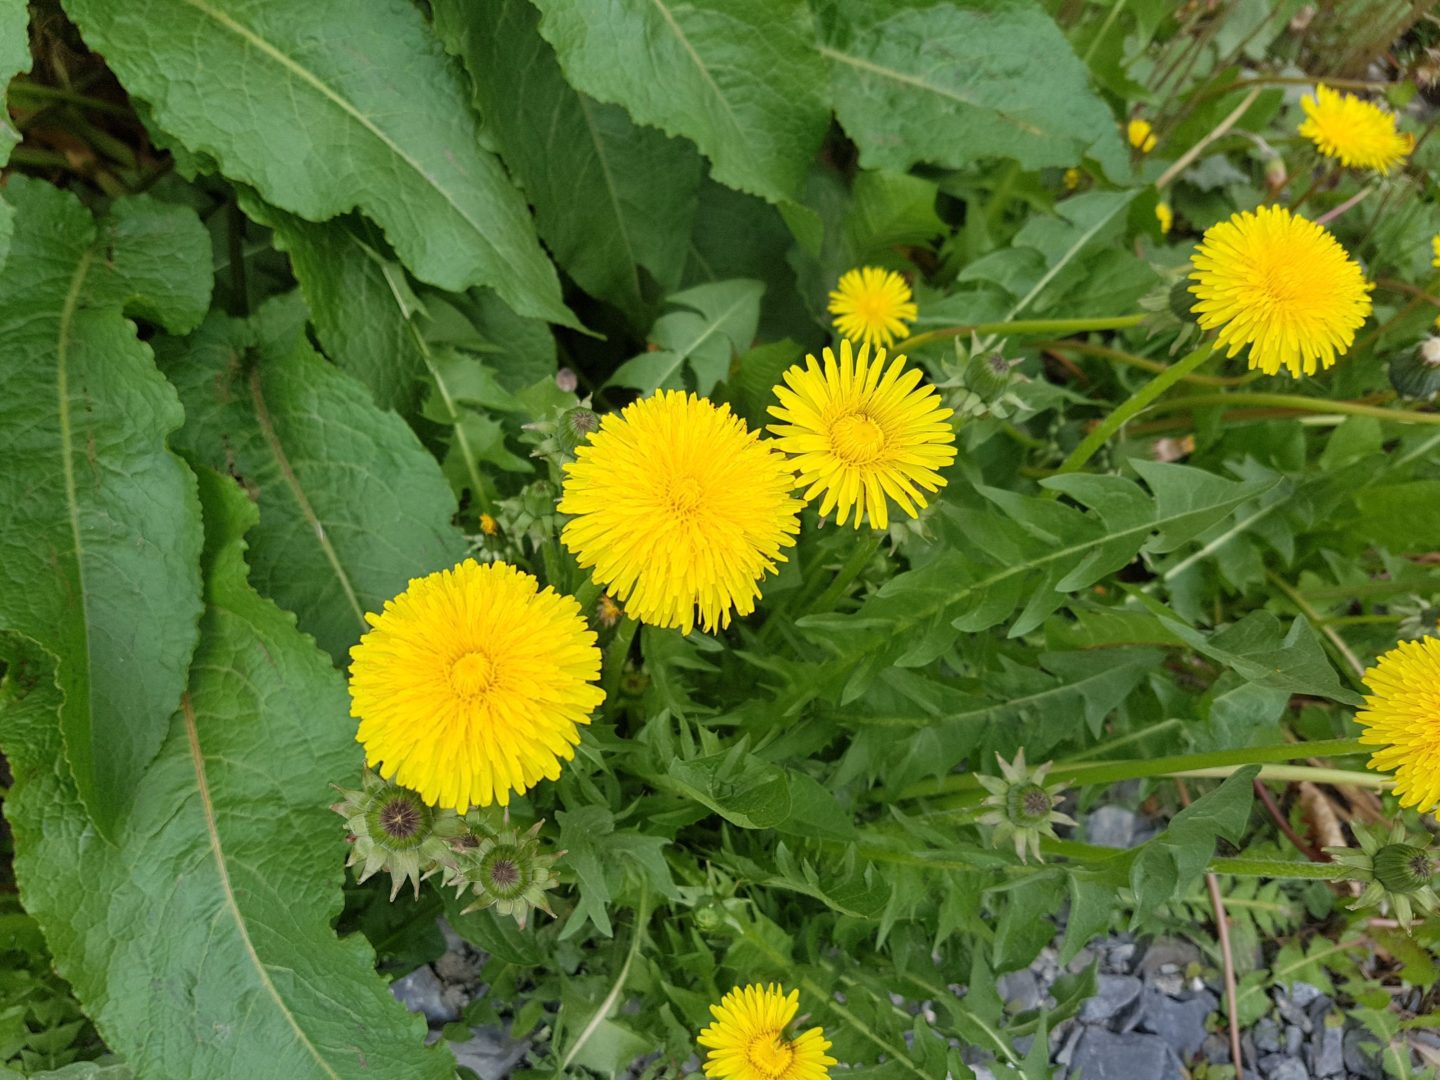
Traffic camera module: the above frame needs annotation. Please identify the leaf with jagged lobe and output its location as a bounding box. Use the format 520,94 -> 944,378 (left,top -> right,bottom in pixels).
0,178 -> 210,834
435,0 -> 702,327
157,293 -> 467,665
0,469 -> 454,1080
530,0 -> 830,204
60,0 -> 577,327
816,0 -> 1128,178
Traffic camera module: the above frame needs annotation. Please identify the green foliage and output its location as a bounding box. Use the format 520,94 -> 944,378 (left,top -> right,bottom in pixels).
0,470 -> 452,1078
3,0 -> 1439,1076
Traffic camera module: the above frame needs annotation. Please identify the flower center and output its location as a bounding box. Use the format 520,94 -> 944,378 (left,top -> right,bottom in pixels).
745,1032 -> 796,1078
666,477 -> 704,519
488,858 -> 519,889
378,797 -> 423,840
449,651 -> 499,700
830,413 -> 887,465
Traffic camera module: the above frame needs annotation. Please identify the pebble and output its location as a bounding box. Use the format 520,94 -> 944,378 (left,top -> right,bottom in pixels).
1288,981 -> 1324,1008
1137,938 -> 1201,980
449,1026 -> 528,1079
1343,1026 -> 1385,1080
390,965 -> 463,1025
1069,1028 -> 1183,1080
1078,975 -> 1141,1023
1284,1024 -> 1303,1057
1135,986 -> 1217,1060
1310,1021 -> 1344,1077
998,969 -> 1042,1013
1259,1054 -> 1310,1080
1086,805 -> 1141,848
1254,1017 -> 1281,1054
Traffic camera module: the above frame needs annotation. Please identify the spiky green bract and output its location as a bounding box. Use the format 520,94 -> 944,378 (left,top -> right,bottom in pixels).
976,748 -> 1076,863
443,816 -> 563,929
1325,821 -> 1439,931
332,770 -> 466,900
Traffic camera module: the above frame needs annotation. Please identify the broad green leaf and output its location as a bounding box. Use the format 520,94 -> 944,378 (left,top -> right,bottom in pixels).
435,0 -> 702,324
158,295 -> 466,663
240,198 -> 426,414
0,0 -> 30,167
610,279 -> 764,394
0,470 -> 452,1080
796,468 -> 1275,700
816,0 -> 1128,178
1354,479 -> 1440,551
530,0 -> 830,203
667,750 -> 792,830
1129,767 -> 1258,915
61,0 -> 575,326
0,178 -> 209,832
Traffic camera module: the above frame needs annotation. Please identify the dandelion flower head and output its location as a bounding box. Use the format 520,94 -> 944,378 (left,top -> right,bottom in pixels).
826,267 -> 917,350
1063,167 -> 1081,191
769,339 -> 956,529
1356,637 -> 1440,812
559,391 -> 801,635
1298,85 -> 1412,174
349,560 -> 604,812
1155,201 -> 1173,235
698,983 -> 836,1080
1431,233 -> 1440,270
1188,204 -> 1372,377
1127,117 -> 1157,153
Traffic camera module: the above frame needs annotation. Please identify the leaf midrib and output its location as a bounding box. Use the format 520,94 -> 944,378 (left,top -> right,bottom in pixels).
247,367 -> 367,634
182,692 -> 341,1079
575,94 -> 644,309
177,0 -> 492,255
55,244 -> 96,782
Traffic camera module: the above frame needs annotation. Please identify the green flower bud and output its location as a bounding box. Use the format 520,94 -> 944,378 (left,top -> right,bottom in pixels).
1390,337 -> 1440,401
976,749 -> 1076,864
1373,843 -> 1436,894
332,771 -> 465,900
1168,277 -> 1199,325
443,817 -> 563,930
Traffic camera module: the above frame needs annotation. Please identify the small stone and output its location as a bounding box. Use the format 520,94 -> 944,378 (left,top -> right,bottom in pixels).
1086,806 -> 1141,848
1071,1029 -> 1183,1080
1343,1026 -> 1385,1080
390,966 -> 461,1025
1055,1023 -> 1085,1066
1105,942 -> 1137,974
1080,975 -> 1142,1023
1201,1032 -> 1231,1065
998,969 -> 1042,1012
450,1025 -> 529,1079
1288,982 -> 1323,1008
1259,1054 -> 1309,1080
1067,948 -> 1096,974
1275,990 -> 1313,1034
1310,1022 -> 1344,1077
1138,938 -> 1201,979
1285,1025 -> 1303,1057
1136,986 -> 1218,1060
1254,1018 -> 1281,1054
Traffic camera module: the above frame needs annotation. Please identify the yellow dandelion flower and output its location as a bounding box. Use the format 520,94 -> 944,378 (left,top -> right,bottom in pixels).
1155,201 -> 1173,235
1298,85 -> 1412,174
826,267 -> 918,350
1431,234 -> 1440,270
1127,117 -> 1157,154
1188,205 -> 1372,377
479,512 -> 498,536
768,339 -> 956,530
349,560 -> 604,812
558,391 -> 801,635
1356,637 -> 1440,811
698,984 -> 836,1080
1063,167 -> 1081,191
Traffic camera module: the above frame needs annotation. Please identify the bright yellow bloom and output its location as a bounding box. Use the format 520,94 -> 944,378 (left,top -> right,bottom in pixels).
1188,205 -> 1372,377
1127,117 -> 1157,154
1298,85 -> 1412,174
1155,201 -> 1173,235
559,391 -> 801,635
1063,167 -> 1081,191
479,512 -> 498,536
768,340 -> 956,529
826,267 -> 917,350
1431,234 -> 1440,270
349,560 -> 603,812
1356,637 -> 1440,811
698,984 -> 836,1080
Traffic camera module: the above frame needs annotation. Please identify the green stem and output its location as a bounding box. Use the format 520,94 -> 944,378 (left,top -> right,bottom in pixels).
557,882 -> 648,1074
895,314 -> 1146,353
1146,391 -> 1440,427
1169,764 -> 1388,787
891,737 -> 1368,801
602,617 -> 640,702
1040,839 -> 1361,881
1035,338 -> 1254,387
806,535 -> 881,617
7,81 -> 132,116
1054,342 -> 1215,475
